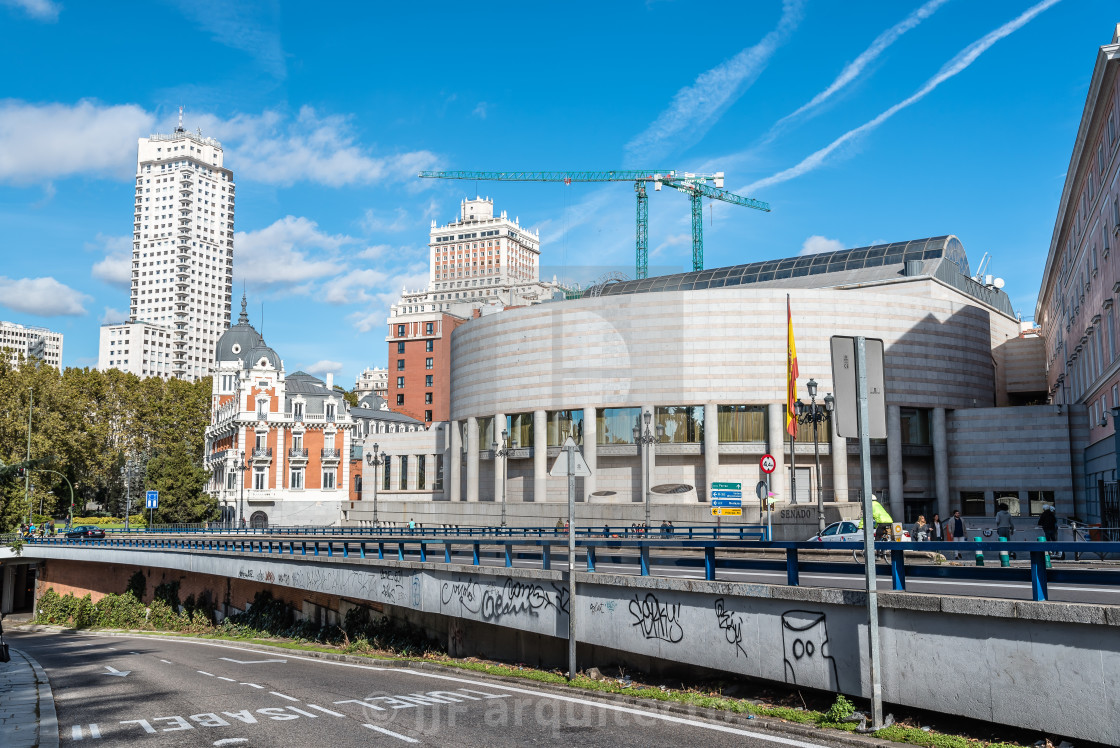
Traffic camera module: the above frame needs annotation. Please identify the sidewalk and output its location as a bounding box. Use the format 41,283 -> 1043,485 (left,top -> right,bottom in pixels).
0,643 -> 58,748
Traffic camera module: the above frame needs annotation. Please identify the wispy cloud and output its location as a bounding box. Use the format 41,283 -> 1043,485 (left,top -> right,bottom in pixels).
305,360 -> 343,377
743,0 -> 1060,193
233,216 -> 350,287
100,306 -> 128,325
0,276 -> 91,316
1,0 -> 60,21
169,0 -> 286,80
625,0 -> 803,163
88,233 -> 133,288
472,102 -> 488,119
773,0 -> 950,131
800,235 -> 845,255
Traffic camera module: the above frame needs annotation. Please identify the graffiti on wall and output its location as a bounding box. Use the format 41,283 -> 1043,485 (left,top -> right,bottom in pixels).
439,576 -> 568,623
713,598 -> 747,658
781,610 -> 839,690
628,592 -> 684,643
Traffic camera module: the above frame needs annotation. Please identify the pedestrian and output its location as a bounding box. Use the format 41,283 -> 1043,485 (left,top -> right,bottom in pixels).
408,517 -> 416,531
929,513 -> 943,542
995,503 -> 1015,541
602,524 -> 609,538
666,520 -> 674,536
913,515 -> 928,542
555,518 -> 564,532
1038,505 -> 1058,543
947,510 -> 967,559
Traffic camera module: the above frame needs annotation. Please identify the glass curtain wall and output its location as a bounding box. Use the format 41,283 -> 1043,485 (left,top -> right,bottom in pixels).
476,417 -> 494,450
547,410 -> 584,446
399,456 -> 409,490
656,405 -> 704,443
417,455 -> 426,490
717,405 -> 767,441
505,413 -> 533,448
597,407 -> 641,444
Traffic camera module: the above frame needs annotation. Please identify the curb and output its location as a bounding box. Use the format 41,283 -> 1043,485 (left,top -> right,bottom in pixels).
2,647 -> 59,748
43,628 -> 900,748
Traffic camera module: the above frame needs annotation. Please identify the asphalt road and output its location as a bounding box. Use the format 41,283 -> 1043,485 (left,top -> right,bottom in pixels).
9,630 -> 838,748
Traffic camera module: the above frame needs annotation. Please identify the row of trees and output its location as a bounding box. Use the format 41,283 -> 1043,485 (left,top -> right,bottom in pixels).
0,357 -> 216,530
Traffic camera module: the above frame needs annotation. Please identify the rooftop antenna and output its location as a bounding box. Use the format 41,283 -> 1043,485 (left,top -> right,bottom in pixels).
176,105 -> 184,133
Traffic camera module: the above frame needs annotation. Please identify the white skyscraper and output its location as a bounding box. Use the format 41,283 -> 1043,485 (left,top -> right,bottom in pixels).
99,111 -> 235,381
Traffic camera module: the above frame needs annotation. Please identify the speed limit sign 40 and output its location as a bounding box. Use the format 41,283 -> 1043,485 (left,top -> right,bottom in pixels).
760,454 -> 776,473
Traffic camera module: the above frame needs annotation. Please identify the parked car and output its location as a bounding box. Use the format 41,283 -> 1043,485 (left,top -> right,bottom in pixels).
64,525 -> 106,540
807,521 -> 911,542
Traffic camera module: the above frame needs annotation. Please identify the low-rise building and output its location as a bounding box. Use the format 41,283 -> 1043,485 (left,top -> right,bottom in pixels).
0,320 -> 62,368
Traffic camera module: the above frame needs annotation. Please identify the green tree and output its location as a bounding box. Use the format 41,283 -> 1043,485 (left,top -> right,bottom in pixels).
146,440 -> 217,524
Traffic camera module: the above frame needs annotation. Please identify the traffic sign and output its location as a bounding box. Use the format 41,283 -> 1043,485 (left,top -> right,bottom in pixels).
711,507 -> 743,517
549,437 -> 592,477
760,454 -> 776,473
145,490 -> 159,509
711,490 -> 742,499
711,499 -> 742,507
711,482 -> 741,490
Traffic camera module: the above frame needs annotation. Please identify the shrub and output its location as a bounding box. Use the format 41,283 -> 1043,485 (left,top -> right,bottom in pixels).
93,592 -> 148,629
125,571 -> 146,601
823,694 -> 856,724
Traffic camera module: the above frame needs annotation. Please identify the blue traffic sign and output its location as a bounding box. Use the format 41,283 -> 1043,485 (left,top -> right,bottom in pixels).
712,498 -> 742,507
711,490 -> 742,499
145,490 -> 159,509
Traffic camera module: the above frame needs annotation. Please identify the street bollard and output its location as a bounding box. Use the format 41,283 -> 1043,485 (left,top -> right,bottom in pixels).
999,536 -> 1010,567
974,536 -> 984,566
1038,536 -> 1052,569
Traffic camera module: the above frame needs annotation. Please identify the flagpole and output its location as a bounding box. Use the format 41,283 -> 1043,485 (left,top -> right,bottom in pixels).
787,294 -> 798,507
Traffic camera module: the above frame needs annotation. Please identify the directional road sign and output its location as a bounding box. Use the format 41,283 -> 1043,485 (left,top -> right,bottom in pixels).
145,490 -> 158,509
711,490 -> 742,499
711,507 -> 743,517
711,499 -> 742,507
711,482 -> 741,490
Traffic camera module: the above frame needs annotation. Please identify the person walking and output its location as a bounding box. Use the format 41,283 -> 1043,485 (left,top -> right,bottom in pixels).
913,515 -> 929,542
928,513 -> 943,542
947,510 -> 967,559
995,503 -> 1015,540
1038,505 -> 1058,543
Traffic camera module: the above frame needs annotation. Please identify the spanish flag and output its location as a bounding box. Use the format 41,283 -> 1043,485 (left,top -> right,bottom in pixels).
786,294 -> 798,437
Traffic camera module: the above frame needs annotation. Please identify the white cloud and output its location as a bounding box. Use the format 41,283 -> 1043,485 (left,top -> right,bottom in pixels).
233,216 -> 350,286
169,0 -> 285,79
1,0 -> 60,21
625,0 -> 803,163
347,268 -> 430,332
306,359 -> 344,377
100,306 -> 128,324
743,0 -> 1061,193
472,102 -> 488,119
0,100 -> 154,183
361,207 -> 411,233
775,0 -> 949,132
323,269 -> 388,305
88,233 -> 133,288
0,276 -> 91,316
650,233 -> 690,260
800,235 -> 845,256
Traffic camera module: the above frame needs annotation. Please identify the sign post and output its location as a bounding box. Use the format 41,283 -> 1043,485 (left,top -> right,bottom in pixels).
710,482 -> 741,533
550,437 -> 591,681
760,455 -> 776,540
145,490 -> 159,529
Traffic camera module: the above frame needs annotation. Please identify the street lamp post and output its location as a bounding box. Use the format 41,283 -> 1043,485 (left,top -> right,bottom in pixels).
796,378 -> 835,534
120,457 -> 144,532
365,443 -> 384,525
633,411 -> 665,529
493,429 -> 510,527
235,450 -> 249,530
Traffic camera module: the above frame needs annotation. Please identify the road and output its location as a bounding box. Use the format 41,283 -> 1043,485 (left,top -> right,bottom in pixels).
8,630 -> 839,747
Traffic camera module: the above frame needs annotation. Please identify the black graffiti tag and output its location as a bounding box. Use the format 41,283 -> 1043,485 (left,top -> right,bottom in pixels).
480,579 -> 566,621
628,593 -> 684,643
440,578 -> 481,614
714,598 -> 747,658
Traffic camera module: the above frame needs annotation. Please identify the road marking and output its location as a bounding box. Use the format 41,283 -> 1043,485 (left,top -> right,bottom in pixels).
219,657 -> 287,664
305,704 -> 345,717
213,740 -> 249,746
89,723 -> 101,738
218,676 -> 237,682
286,707 -> 319,718
102,665 -> 131,677
269,691 -> 300,702
129,651 -> 139,654
240,682 -> 264,689
159,659 -> 172,664
71,725 -> 82,740
362,723 -> 419,743
198,671 -> 215,677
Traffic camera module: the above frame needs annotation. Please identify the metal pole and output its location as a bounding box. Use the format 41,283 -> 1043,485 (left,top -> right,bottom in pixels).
124,462 -> 132,532
239,454 -> 246,530
374,458 -> 379,525
567,443 -> 576,680
855,336 -> 883,729
25,388 -> 32,524
813,408 -> 824,533
789,427 -> 797,505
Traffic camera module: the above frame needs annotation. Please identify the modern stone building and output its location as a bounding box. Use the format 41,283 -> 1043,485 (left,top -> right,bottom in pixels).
0,320 -> 62,368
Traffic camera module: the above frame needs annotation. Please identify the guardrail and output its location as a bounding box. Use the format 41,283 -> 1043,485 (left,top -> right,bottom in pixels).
22,535 -> 1120,603
108,524 -> 771,540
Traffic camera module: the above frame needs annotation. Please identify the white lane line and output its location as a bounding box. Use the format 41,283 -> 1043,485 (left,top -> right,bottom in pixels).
217,676 -> 237,682
159,659 -> 172,664
90,724 -> 101,738
219,657 -> 287,664
362,723 -> 419,743
213,740 -> 249,746
197,671 -> 215,676
140,637 -> 828,748
286,707 -> 319,718
240,682 -> 264,689
306,704 -> 346,717
71,725 -> 82,740
269,691 -> 300,702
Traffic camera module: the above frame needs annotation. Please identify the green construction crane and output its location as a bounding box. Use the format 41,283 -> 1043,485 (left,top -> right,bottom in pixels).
417,170 -> 770,279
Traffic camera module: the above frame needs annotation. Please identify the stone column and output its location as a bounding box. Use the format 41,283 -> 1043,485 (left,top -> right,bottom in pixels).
933,407 -> 950,519
887,405 -> 904,520
703,402 -> 719,501
830,419 -> 848,502
582,406 -> 597,501
767,403 -> 785,501
449,421 -> 462,502
466,417 -> 479,502
533,410 -> 547,502
493,412 -> 506,503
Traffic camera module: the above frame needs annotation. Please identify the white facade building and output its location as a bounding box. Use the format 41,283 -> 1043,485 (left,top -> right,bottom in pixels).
0,320 -> 62,368
355,367 -> 388,398
96,320 -> 173,378
98,112 -> 235,381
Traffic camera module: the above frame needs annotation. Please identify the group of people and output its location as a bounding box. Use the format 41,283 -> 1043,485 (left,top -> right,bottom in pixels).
19,520 -> 59,538
909,505 -> 1059,559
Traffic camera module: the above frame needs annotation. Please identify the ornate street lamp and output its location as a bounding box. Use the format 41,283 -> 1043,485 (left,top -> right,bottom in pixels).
493,429 -> 510,527
235,450 -> 249,530
633,411 -> 665,529
796,378 -> 835,534
365,443 -> 385,525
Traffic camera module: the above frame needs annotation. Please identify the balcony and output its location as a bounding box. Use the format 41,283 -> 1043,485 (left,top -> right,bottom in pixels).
288,447 -> 308,461
321,448 -> 341,462
251,447 -> 273,462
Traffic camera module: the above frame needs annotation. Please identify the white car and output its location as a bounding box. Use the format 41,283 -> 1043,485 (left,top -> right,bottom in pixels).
807,521 -> 912,542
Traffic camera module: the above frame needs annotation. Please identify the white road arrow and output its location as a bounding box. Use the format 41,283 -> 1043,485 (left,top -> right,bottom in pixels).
218,657 -> 287,664
102,666 -> 131,677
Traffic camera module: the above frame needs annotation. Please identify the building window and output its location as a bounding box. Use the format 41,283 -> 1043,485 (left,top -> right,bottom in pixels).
399,455 -> 408,490
596,407 -> 641,444
323,469 -> 336,489
354,475 -> 362,494
425,322 -> 434,335
995,491 -> 1022,516
325,403 -> 336,421
656,405 -> 704,443
397,341 -> 405,354
546,410 -> 584,446
425,375 -> 433,387
424,410 -> 432,422
396,394 -> 404,405
960,491 -> 985,516
397,376 -> 404,388
900,408 -> 931,445
253,468 -> 266,490
417,455 -> 426,490
716,405 -> 767,442
1028,490 -> 1055,516
434,455 -> 445,491
293,402 -> 303,420
426,340 -> 434,352
226,471 -> 235,490
425,357 -> 433,369
292,433 -> 303,450
383,456 -> 391,490
397,324 -> 405,336
397,359 -> 405,371
290,468 -> 304,489
425,392 -> 433,404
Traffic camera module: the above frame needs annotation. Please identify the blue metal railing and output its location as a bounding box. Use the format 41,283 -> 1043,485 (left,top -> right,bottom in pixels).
22,534 -> 1120,603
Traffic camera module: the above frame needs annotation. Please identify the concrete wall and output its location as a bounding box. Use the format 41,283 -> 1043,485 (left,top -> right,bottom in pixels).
27,546 -> 1120,744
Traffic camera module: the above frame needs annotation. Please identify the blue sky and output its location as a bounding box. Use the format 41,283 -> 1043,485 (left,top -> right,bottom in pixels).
0,0 -> 1114,383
